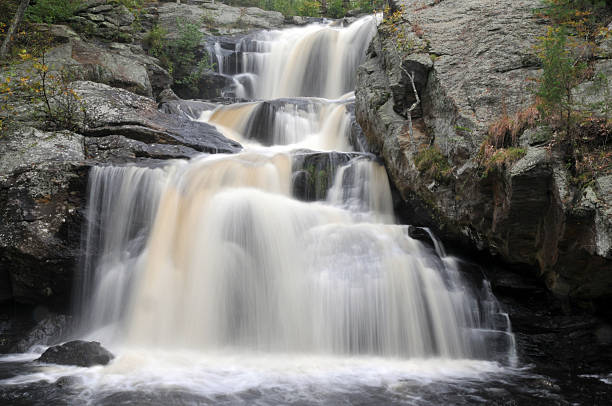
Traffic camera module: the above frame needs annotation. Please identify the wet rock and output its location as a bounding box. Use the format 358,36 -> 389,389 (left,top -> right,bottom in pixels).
159,99 -> 216,120
38,340 -> 114,367
72,81 -> 241,154
291,151 -> 375,201
12,314 -> 71,353
173,72 -> 234,100
85,135 -> 200,163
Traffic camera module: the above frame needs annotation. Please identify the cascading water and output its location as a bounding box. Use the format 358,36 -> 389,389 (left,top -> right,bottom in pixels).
210,16 -> 377,99
0,15 -> 520,405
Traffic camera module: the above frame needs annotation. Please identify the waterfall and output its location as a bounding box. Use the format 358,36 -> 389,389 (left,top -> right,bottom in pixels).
76,13 -> 515,380
210,16 -> 378,99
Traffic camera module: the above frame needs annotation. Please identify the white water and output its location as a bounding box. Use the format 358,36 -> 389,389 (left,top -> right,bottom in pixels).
1,15 -> 517,403
212,16 -> 378,99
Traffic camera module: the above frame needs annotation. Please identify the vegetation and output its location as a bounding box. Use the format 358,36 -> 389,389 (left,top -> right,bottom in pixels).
478,0 -> 611,181
1,49 -> 94,133
145,20 -> 214,92
414,146 -> 453,183
223,0 -> 383,18
25,0 -> 82,24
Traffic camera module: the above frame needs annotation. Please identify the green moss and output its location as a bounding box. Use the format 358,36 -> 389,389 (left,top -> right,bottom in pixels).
481,147 -> 527,178
414,146 -> 453,183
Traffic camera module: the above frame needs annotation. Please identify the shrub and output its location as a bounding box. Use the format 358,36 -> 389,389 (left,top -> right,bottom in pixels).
1,49 -> 94,132
144,20 -> 214,92
144,24 -> 167,58
297,0 -> 321,17
25,0 -> 82,24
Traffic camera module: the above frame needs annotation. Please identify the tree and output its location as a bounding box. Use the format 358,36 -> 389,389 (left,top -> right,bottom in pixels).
0,0 -> 31,62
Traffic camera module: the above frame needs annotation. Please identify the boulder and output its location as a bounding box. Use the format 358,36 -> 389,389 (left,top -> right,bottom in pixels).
85,135 -> 200,163
37,340 -> 114,367
157,2 -> 285,37
0,128 -> 88,311
291,151 -> 375,201
72,81 -> 242,154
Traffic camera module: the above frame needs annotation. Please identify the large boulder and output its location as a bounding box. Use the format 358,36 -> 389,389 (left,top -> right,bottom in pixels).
157,2 -> 285,37
37,340 -> 114,367
355,0 -> 612,311
72,81 -> 242,154
0,128 -> 88,311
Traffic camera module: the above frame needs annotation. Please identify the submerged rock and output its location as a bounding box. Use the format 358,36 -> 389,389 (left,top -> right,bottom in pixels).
38,340 -> 114,367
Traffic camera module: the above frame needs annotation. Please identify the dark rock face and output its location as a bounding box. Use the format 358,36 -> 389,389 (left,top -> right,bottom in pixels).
0,128 -> 89,312
355,0 -> 612,313
85,135 -> 200,163
38,340 -> 114,367
292,151 -> 376,201
12,314 -> 72,353
173,72 -> 234,100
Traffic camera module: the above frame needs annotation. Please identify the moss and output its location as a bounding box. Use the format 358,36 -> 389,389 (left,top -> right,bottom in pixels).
481,147 -> 527,178
414,146 -> 453,183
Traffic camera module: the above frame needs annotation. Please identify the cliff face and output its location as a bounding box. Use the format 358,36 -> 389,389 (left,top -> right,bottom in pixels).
355,0 -> 612,312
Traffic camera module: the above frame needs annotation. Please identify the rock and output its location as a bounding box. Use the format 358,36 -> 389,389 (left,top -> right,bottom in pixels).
573,60 -> 612,115
12,314 -> 71,353
158,88 -> 180,103
173,72 -> 234,100
37,340 -> 114,367
159,99 -> 217,120
85,135 -> 200,163
519,126 -> 552,147
291,151 -> 374,201
70,41 -> 153,97
30,24 -> 80,43
157,2 -> 284,37
72,81 -> 242,154
14,37 -> 170,99
355,0 -> 612,311
0,128 -> 88,310
104,5 -> 135,28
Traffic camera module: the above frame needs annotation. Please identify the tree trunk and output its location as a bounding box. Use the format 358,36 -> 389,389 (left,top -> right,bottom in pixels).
321,0 -> 327,16
0,0 -> 31,62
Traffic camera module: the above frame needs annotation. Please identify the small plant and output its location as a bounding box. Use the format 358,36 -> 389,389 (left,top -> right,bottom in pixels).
25,0 -> 82,24
414,145 -> 453,183
144,20 -> 215,93
1,49 -> 94,132
480,147 -> 527,178
144,24 -> 167,58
